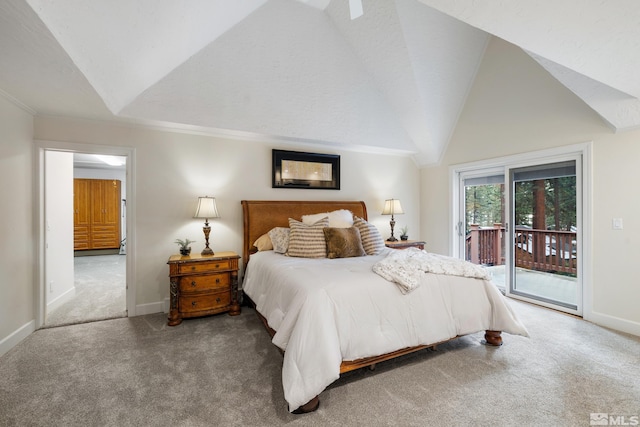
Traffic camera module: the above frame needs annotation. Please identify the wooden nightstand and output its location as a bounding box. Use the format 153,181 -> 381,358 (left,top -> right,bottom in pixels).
167,251 -> 240,326
385,240 -> 426,250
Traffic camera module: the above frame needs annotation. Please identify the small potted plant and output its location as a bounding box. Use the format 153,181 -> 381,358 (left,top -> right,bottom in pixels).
175,238 -> 195,256
399,226 -> 409,241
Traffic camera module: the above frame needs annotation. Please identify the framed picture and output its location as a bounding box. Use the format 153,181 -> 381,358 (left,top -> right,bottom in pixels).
272,149 -> 340,190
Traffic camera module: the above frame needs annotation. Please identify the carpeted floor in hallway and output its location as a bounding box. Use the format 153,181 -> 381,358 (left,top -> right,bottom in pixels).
45,254 -> 126,327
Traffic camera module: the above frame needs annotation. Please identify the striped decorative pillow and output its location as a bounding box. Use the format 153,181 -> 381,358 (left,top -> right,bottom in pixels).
353,216 -> 385,255
287,217 -> 330,258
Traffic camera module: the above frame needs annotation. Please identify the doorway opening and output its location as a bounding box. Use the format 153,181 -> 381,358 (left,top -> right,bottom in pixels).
36,142 -> 135,329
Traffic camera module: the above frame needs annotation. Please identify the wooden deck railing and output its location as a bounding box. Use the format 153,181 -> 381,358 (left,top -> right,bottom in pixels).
466,224 -> 504,266
466,224 -> 577,275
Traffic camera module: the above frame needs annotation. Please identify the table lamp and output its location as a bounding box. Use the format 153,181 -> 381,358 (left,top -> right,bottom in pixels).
194,196 -> 220,255
381,199 -> 404,242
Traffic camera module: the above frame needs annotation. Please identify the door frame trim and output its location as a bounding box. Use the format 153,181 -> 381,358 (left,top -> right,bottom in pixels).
449,142 -> 592,317
34,140 -> 136,328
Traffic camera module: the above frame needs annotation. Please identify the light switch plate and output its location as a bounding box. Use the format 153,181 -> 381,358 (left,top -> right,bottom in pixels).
612,218 -> 623,230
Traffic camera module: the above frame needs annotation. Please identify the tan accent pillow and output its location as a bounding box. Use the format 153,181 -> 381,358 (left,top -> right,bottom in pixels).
253,233 -> 273,251
353,216 -> 385,255
287,217 -> 329,258
323,227 -> 366,259
302,209 -> 354,228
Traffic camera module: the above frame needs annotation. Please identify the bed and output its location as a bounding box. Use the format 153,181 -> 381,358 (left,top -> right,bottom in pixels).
241,200 -> 528,413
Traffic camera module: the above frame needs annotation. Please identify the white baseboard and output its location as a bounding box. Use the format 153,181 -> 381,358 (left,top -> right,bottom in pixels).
586,311 -> 640,337
163,297 -> 170,313
135,301 -> 164,316
46,287 -> 76,312
0,320 -> 35,358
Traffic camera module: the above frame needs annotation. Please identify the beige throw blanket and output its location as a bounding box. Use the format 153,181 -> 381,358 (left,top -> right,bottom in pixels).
373,248 -> 492,293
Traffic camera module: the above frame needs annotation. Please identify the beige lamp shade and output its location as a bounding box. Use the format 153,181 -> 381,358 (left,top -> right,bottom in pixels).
381,199 -> 404,216
194,197 -> 220,220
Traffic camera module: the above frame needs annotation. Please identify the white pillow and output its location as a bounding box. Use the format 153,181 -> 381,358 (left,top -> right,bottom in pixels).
301,209 -> 353,228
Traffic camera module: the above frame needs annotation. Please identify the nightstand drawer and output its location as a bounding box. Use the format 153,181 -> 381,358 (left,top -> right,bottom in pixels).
180,292 -> 230,314
168,251 -> 241,325
178,259 -> 231,274
178,273 -> 229,293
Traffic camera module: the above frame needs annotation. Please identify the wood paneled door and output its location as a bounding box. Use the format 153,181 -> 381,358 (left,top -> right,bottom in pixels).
73,178 -> 92,250
74,178 -> 121,250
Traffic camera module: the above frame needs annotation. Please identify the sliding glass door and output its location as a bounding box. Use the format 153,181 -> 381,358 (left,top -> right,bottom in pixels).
454,149 -> 584,316
509,161 -> 579,310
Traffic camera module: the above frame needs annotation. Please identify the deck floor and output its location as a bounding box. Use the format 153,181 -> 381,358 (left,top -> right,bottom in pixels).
486,265 -> 577,306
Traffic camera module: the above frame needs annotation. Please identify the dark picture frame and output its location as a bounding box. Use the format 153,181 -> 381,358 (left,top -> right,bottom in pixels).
272,149 -> 340,190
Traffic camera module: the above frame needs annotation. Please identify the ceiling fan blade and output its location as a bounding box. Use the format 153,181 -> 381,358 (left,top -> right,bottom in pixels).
349,0 -> 363,20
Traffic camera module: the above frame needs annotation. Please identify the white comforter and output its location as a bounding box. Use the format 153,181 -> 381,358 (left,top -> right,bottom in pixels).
242,249 -> 529,411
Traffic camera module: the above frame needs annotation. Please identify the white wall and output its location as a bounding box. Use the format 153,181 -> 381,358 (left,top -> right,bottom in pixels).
421,36 -> 640,335
33,117 -> 420,312
0,96 -> 35,356
44,150 -> 75,312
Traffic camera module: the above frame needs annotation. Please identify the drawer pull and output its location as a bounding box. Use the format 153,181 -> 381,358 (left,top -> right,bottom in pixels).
216,297 -> 221,303
215,278 -> 220,284
191,266 -> 196,271
191,281 -> 197,287
192,301 -> 197,307
215,264 -> 220,268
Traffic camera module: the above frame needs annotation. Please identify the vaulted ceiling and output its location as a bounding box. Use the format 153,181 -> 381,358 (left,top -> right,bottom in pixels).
0,0 -> 637,166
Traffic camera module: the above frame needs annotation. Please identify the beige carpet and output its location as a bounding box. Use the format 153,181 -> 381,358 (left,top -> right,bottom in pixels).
1,299 -> 639,426
45,254 -> 126,328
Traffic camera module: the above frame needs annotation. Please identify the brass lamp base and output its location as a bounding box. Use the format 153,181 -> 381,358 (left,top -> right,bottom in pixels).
387,216 -> 398,242
201,223 -> 214,256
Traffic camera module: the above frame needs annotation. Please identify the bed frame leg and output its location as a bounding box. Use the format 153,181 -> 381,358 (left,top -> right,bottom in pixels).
291,395 -> 320,414
484,330 -> 503,346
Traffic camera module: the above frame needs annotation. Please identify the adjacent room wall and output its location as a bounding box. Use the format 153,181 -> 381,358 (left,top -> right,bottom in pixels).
34,117 -> 420,313
421,36 -> 640,334
0,96 -> 35,356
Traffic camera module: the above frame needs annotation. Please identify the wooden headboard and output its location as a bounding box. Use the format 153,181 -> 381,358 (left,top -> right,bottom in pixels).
241,200 -> 367,271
